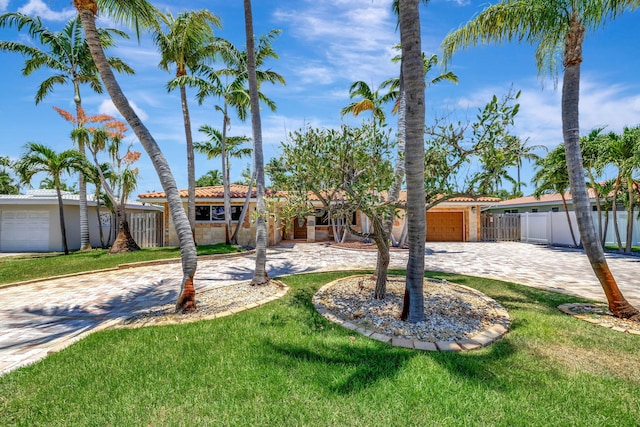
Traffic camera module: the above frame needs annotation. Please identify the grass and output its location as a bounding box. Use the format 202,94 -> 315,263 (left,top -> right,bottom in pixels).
1,270 -> 639,426
605,245 -> 640,253
0,243 -> 242,286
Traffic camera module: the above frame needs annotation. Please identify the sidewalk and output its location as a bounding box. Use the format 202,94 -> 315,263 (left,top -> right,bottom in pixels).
1,242 -> 638,376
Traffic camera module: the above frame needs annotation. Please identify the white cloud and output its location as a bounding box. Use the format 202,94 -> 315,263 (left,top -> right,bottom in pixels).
98,99 -> 149,122
17,0 -> 75,22
0,0 -> 9,13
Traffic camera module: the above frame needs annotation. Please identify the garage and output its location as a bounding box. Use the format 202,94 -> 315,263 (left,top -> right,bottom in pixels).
0,211 -> 50,252
426,211 -> 464,242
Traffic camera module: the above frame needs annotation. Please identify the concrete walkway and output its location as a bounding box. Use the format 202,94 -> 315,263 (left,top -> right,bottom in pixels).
1,242 -> 639,376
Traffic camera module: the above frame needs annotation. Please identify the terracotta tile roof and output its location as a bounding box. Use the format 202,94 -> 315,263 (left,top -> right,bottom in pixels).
499,188 -> 598,206
397,190 -> 501,203
139,185 -> 278,200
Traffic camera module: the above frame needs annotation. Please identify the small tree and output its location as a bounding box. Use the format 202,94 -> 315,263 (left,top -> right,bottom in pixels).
14,143 -> 87,255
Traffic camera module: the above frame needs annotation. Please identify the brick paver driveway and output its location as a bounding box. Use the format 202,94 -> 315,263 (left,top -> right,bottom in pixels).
1,241 -> 638,376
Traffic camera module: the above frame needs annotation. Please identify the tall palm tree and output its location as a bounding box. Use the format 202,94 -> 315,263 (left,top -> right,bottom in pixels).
244,0 -> 269,285
73,0 -> 197,313
14,143 -> 87,255
154,10 -> 221,241
398,0 -> 426,323
532,145 -> 579,248
607,126 -> 640,253
441,0 -> 639,319
195,126 -> 252,243
173,33 -> 283,247
0,13 -> 133,251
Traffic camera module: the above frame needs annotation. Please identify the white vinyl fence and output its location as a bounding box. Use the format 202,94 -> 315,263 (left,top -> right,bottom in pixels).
520,211 -> 640,248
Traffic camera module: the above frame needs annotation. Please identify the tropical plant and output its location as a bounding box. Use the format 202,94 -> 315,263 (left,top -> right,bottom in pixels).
14,142 -> 88,255
532,145 -> 579,248
580,128 -> 609,244
508,136 -> 545,197
398,0 -> 426,323
154,10 -> 221,240
0,156 -> 19,194
73,0 -> 197,313
340,81 -> 394,126
195,125 -> 252,243
244,0 -> 273,285
0,13 -> 133,251
441,0 -> 640,319
196,169 -> 223,187
85,161 -> 115,248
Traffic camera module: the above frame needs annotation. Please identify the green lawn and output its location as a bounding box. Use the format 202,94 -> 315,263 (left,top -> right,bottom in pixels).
605,245 -> 640,253
1,270 -> 638,426
0,244 -> 242,286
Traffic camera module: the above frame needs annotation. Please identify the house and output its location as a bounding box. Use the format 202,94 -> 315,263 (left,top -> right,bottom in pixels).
0,189 -> 162,252
138,185 -> 500,246
138,185 -> 284,247
486,189 -> 600,214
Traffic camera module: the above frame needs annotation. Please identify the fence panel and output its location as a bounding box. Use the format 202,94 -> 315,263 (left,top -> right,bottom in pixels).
482,214 -> 520,242
127,211 -> 163,248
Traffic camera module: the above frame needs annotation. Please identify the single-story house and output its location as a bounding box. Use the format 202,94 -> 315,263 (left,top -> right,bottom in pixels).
138,185 -> 500,246
486,189 -> 601,214
0,189 -> 162,252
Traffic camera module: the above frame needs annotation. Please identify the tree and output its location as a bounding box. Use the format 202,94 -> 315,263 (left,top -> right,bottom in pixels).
173,32 -> 283,247
532,145 -> 579,248
606,126 -> 640,253
195,126 -> 252,243
340,80 -> 394,126
154,10 -> 221,241
580,128 -> 609,244
85,161 -> 115,248
196,169 -> 223,187
508,136 -> 545,197
441,0 -> 640,319
278,124 -> 396,298
0,13 -> 133,251
244,0 -> 269,285
398,0 -> 426,323
0,156 -> 19,194
74,0 -> 197,313
14,143 -> 87,255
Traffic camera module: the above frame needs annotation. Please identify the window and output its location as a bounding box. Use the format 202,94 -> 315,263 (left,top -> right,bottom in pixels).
196,205 -> 242,222
551,207 -> 559,212
314,209 -> 357,226
531,209 -> 538,213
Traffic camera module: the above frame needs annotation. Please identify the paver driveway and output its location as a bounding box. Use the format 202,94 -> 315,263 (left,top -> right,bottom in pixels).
1,241 -> 639,376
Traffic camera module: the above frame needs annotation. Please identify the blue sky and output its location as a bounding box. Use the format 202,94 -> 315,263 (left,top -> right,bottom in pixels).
1,0 -> 640,196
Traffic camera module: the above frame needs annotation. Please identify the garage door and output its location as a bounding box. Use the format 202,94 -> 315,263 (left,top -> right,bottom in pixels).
426,212 -> 464,242
1,211 -> 50,251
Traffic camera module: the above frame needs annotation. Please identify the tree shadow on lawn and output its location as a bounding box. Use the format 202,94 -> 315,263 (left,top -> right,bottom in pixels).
2,283 -> 176,351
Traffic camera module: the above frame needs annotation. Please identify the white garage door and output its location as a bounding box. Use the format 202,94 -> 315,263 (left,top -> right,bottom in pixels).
1,211 -> 50,252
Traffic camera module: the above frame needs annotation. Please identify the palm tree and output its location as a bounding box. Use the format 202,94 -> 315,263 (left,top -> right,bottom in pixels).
196,169 -> 223,187
580,128 -> 608,244
172,33 -> 283,248
73,0 -> 197,313
0,156 -> 19,194
441,0 -> 639,319
85,161 -> 115,248
532,145 -> 579,248
14,143 -> 87,255
507,136 -> 545,197
607,126 -> 640,253
0,13 -> 133,251
154,10 -> 221,241
340,81 -> 394,126
195,126 -> 252,243
398,0 -> 426,323
244,0 -> 269,285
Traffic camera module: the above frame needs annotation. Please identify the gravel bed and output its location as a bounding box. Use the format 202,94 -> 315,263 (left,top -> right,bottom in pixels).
314,275 -> 510,341
120,280 -> 287,327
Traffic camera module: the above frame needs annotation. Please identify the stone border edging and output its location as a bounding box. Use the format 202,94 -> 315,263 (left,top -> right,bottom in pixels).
558,303 -> 640,335
312,275 -> 511,352
0,249 -> 256,290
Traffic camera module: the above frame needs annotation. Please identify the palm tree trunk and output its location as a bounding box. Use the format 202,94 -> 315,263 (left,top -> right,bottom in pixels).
77,7 -> 197,312
372,215 -> 390,299
244,0 -> 268,285
109,203 -> 141,254
560,194 -> 578,247
56,184 -> 70,255
221,106 -> 232,245
562,19 -> 638,319
399,0 -> 425,323
75,86 -> 92,251
612,175 -> 623,250
625,178 -> 634,253
231,170 -> 255,245
179,84 -> 197,243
